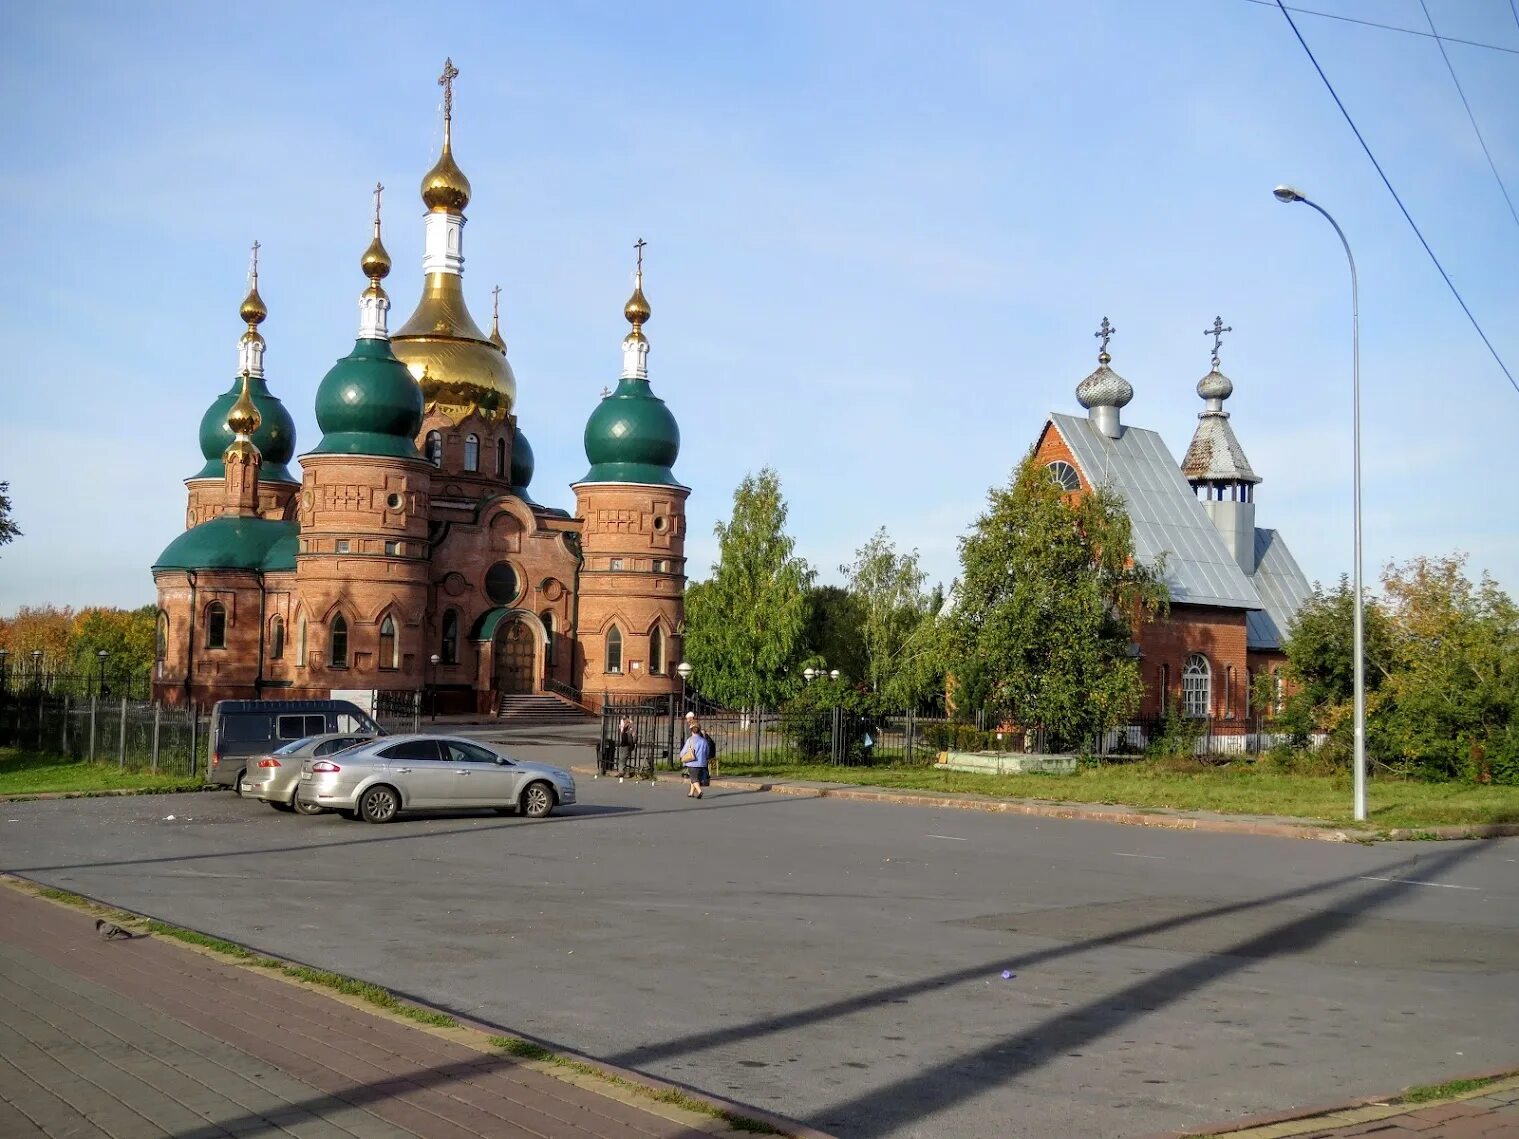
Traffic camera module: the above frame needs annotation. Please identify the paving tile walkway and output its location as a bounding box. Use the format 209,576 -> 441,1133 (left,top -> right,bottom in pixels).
0,887 -> 753,1139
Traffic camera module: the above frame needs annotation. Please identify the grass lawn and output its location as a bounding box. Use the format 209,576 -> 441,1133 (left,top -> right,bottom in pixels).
0,747 -> 203,797
714,756 -> 1519,831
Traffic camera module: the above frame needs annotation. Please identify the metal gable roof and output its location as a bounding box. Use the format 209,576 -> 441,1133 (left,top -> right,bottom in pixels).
1049,413 -> 1260,610
1246,528 -> 1312,651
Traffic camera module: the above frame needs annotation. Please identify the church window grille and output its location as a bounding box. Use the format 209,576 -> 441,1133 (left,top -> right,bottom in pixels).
297,618 -> 308,666
541,612 -> 555,666
336,539 -> 350,553
379,616 -> 398,670
649,626 -> 664,675
270,617 -> 285,660
441,610 -> 460,665
496,437 -> 507,477
606,627 -> 623,674
206,603 -> 227,650
1183,654 -> 1211,719
425,431 -> 443,468
330,615 -> 349,669
1046,460 -> 1080,492
464,434 -> 480,472
155,612 -> 168,661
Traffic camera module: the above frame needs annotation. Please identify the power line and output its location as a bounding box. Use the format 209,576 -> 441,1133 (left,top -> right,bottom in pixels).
1241,0 -> 1519,56
1420,0 -> 1519,235
1512,0 -> 1519,34
1273,0 -> 1518,396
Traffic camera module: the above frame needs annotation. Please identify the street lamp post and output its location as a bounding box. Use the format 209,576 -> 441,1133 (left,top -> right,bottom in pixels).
0,649 -> 9,692
97,649 -> 109,697
1274,184 -> 1366,822
676,661 -> 692,712
31,649 -> 44,689
429,653 -> 441,721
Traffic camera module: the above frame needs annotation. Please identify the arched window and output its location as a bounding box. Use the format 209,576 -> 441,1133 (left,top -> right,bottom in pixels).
1182,654 -> 1211,719
270,616 -> 285,660
649,625 -> 664,675
541,611 -> 555,666
297,617 -> 308,666
155,611 -> 168,661
330,614 -> 349,669
441,609 -> 459,665
206,602 -> 227,650
496,437 -> 507,477
464,433 -> 480,472
1046,460 -> 1081,492
425,430 -> 443,468
378,615 -> 398,669
606,626 -> 623,674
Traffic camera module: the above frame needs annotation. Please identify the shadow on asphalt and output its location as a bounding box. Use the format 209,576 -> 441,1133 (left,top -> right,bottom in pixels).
1,787 -> 800,877
596,843 -> 1488,1138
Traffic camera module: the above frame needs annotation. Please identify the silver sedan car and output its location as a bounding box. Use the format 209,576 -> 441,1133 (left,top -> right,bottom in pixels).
248,733 -> 377,814
295,734 -> 576,824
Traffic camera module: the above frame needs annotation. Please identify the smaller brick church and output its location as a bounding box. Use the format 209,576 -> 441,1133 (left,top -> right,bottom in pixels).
151,62 -> 688,714
1031,319 -> 1311,725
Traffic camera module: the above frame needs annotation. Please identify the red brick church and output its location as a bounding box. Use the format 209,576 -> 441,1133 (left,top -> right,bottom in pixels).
151,63 -> 689,714
1031,318 -> 1310,727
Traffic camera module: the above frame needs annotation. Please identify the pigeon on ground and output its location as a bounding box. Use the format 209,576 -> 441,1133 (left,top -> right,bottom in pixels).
95,919 -> 131,941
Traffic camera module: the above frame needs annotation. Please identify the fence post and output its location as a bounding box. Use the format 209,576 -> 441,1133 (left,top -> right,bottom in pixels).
906,708 -> 915,764
189,704 -> 198,778
89,695 -> 98,762
152,703 -> 162,772
412,690 -> 421,734
36,691 -> 44,750
61,694 -> 70,755
118,696 -> 128,768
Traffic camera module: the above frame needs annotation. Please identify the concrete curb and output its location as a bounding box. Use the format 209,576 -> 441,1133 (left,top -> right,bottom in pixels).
0,784 -> 209,803
573,763 -> 1519,843
3,874 -> 836,1139
1132,1064 -> 1519,1137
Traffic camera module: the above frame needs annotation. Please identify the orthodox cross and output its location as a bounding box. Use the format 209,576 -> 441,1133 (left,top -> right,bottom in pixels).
634,237 -> 646,279
438,58 -> 459,120
248,240 -> 260,286
491,284 -> 502,323
372,182 -> 384,227
1094,316 -> 1116,359
1204,316 -> 1232,367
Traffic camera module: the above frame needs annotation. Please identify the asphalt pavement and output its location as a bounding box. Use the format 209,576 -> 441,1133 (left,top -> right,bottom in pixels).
2,727 -> 1516,1139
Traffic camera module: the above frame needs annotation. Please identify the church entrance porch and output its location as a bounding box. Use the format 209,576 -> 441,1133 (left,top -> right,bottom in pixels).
494,619 -> 537,695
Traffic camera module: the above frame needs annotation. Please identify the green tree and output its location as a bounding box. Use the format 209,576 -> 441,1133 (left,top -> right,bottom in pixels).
1275,576 -> 1393,741
67,605 -> 158,682
800,585 -> 867,682
683,468 -> 814,708
0,481 -> 18,554
947,453 -> 1168,749
841,527 -> 930,701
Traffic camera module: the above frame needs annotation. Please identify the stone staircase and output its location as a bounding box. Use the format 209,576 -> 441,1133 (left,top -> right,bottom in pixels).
496,692 -> 593,726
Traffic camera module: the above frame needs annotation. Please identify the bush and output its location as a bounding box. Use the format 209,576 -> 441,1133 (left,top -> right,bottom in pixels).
1143,713 -> 1205,760
922,722 -> 999,753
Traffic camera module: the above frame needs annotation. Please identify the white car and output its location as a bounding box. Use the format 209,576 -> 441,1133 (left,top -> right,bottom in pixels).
296,734 -> 576,824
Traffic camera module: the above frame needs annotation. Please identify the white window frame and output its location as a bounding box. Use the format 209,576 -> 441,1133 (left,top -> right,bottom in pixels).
1182,654 -> 1211,719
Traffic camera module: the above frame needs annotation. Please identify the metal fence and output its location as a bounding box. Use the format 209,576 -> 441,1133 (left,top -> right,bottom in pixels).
0,667 -> 154,702
0,691 -> 209,777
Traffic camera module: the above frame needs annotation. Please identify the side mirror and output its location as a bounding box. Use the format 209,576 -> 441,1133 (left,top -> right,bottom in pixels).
495,756 -> 508,765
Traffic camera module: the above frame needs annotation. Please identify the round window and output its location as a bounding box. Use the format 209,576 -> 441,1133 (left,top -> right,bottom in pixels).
653,516 -> 667,532
485,562 -> 519,605
386,492 -> 404,510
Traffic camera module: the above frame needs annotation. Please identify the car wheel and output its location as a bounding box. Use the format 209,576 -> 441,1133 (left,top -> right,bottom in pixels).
268,798 -> 295,813
358,784 -> 401,824
233,769 -> 248,797
520,780 -> 556,819
292,791 -> 325,816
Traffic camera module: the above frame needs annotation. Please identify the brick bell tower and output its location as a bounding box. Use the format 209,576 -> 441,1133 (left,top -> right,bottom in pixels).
572,242 -> 688,707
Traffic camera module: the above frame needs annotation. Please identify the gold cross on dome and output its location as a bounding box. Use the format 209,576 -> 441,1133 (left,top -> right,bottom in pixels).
634,237 -> 646,276
438,58 -> 459,119
1204,315 -> 1232,366
491,284 -> 501,321
1094,316 -> 1116,358
372,182 -> 384,226
248,240 -> 260,285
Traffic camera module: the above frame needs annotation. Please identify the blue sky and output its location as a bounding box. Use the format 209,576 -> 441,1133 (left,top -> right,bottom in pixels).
2,0 -> 1516,611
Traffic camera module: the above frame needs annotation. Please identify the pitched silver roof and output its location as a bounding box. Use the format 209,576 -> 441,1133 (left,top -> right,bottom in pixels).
1246,528 -> 1312,651
1050,413 -> 1260,610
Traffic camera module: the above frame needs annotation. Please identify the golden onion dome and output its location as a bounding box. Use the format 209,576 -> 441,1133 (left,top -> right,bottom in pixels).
392,273 -> 516,423
421,144 -> 471,213
240,283 -> 267,328
624,283 -> 651,329
361,232 -> 392,281
225,370 -> 263,441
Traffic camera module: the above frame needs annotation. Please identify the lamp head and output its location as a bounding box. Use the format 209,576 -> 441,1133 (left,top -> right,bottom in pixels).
98,649 -> 108,660
803,667 -> 815,682
676,661 -> 692,680
1273,184 -> 1305,204
829,669 -> 840,681
430,653 -> 441,665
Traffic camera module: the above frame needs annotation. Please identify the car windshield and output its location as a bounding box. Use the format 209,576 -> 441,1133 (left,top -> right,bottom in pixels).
273,736 -> 320,755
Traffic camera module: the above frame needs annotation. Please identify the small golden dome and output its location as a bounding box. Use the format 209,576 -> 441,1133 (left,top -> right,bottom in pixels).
226,370 -> 263,439
240,283 -> 267,328
421,144 -> 471,213
624,283 -> 651,328
361,233 -> 392,280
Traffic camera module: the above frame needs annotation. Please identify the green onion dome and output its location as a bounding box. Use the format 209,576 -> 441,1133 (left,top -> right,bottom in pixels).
510,423 -> 536,493
578,377 -> 682,486
192,375 -> 298,483
154,516 -> 298,572
309,339 -> 425,459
